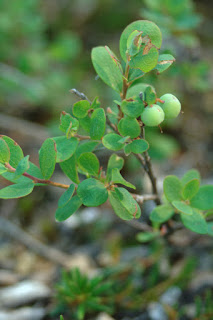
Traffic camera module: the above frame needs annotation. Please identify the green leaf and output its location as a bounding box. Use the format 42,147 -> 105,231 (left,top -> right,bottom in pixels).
181,169 -> 200,185
55,195 -> 82,222
124,139 -> 149,155
190,185 -> 213,210
111,168 -> 136,189
1,136 -> 23,168
120,20 -> 162,61
118,117 -> 141,139
75,141 -> 99,159
73,100 -> 91,118
150,204 -> 174,223
39,138 -> 57,179
163,175 -> 182,202
59,112 -> 79,134
58,184 -> 75,208
102,133 -> 125,151
77,178 -> 108,207
154,54 -> 175,74
106,154 -> 124,182
78,152 -> 100,176
91,46 -> 123,93
126,83 -> 150,99
121,98 -> 144,118
182,179 -> 200,200
0,138 -> 10,164
144,86 -> 156,105
136,231 -> 159,243
59,155 -> 80,184
79,115 -> 91,133
14,155 -> 30,179
180,209 -> 208,234
0,163 -> 7,175
60,316 -> 64,320
90,108 -> 106,140
0,181 -> 34,199
109,187 -> 141,220
91,96 -> 101,109
172,200 -> 193,215
53,136 -> 78,163
129,47 -> 159,73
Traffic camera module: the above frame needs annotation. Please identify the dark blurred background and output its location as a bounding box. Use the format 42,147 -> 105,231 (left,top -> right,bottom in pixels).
0,1 -> 212,319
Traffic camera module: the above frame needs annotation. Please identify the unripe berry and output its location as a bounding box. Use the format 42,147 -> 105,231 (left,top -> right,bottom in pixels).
141,105 -> 165,127
158,94 -> 181,119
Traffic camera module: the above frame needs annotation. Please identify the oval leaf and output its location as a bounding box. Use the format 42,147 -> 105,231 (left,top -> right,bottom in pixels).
91,46 -> 123,93
102,133 -> 125,151
180,209 -> 208,234
39,138 -> 57,179
0,181 -> 34,199
73,100 -> 90,119
111,168 -> 136,189
129,47 -> 159,73
182,179 -> 200,200
172,200 -> 193,215
55,195 -> 82,222
190,185 -> 213,210
1,136 -> 23,168
53,136 -> 78,163
150,204 -> 174,223
109,187 -> 141,220
118,117 -> 141,138
58,184 -> 75,208
120,20 -> 162,61
78,152 -> 100,176
181,169 -> 200,185
124,139 -> 149,155
90,108 -> 106,140
77,178 -> 108,207
121,99 -> 144,118
163,175 -> 182,202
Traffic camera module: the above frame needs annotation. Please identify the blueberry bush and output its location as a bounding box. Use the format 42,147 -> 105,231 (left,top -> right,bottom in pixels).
0,20 -> 213,242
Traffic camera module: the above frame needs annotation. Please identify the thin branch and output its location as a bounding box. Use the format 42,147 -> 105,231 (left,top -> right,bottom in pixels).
0,216 -> 72,268
132,193 -> 158,204
70,88 -> 92,104
75,134 -> 90,140
5,163 -> 70,190
125,219 -> 152,232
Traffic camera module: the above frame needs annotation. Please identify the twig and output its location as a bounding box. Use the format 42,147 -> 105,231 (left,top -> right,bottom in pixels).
132,193 -> 158,204
5,163 -> 70,190
125,219 -> 152,232
0,216 -> 72,268
70,88 -> 92,104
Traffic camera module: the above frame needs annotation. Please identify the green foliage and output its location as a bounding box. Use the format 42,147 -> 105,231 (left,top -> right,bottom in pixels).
0,181 -> 34,199
91,46 -> 123,93
90,108 -> 106,140
39,139 -> 57,180
0,19 -> 212,239
55,268 -> 113,320
77,179 -> 108,207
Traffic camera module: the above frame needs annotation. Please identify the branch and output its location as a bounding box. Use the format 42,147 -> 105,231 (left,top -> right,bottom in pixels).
0,216 -> 72,268
70,88 -> 92,103
5,163 -> 70,190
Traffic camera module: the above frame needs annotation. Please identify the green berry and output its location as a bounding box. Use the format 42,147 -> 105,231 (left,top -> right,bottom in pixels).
141,105 -> 165,127
158,94 -> 181,119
